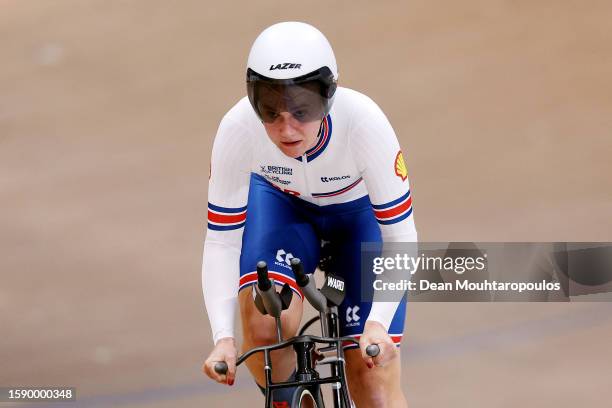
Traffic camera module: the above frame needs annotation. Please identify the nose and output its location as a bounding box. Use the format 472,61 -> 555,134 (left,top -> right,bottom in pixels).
276,112 -> 296,137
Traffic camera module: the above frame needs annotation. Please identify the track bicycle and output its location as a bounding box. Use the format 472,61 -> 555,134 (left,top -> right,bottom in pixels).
215,258 -> 379,408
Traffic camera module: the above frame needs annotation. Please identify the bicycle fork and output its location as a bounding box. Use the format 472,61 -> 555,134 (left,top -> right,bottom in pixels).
326,308 -> 353,408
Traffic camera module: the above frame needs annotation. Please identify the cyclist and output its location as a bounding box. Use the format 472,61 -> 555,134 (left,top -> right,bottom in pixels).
202,22 -> 417,407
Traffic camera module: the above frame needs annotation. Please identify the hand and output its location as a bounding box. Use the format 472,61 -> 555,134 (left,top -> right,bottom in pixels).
202,337 -> 237,385
359,320 -> 398,368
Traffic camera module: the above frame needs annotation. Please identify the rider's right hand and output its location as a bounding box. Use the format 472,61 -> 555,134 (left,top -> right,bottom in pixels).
202,337 -> 237,386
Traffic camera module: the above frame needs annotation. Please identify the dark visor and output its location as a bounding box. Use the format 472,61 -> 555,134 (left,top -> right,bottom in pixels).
247,67 -> 336,123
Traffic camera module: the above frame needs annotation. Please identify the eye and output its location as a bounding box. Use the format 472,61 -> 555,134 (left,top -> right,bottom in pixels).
292,109 -> 307,119
263,110 -> 279,120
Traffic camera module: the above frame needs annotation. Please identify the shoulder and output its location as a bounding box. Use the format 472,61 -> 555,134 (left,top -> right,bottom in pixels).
332,87 -> 394,139
213,97 -> 263,148
331,87 -> 392,136
220,97 -> 260,130
333,87 -> 387,118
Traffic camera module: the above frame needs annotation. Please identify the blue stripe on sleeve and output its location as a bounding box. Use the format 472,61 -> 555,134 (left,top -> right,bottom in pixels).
208,222 -> 246,231
208,202 -> 247,213
371,190 -> 411,210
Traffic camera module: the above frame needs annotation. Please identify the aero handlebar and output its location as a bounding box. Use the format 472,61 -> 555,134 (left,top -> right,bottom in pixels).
213,258 -> 381,377
213,335 -> 362,375
214,341 -> 380,375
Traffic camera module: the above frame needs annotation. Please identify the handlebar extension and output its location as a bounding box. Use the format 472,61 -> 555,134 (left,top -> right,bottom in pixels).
256,260 -> 272,291
290,257 -> 309,287
254,261 -> 283,318
290,258 -> 328,313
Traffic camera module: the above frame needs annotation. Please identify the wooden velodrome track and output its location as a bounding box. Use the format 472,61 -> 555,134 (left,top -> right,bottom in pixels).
1,1 -> 611,407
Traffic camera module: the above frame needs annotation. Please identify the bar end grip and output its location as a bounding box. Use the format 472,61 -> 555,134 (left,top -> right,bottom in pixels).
214,361 -> 228,375
366,344 -> 380,357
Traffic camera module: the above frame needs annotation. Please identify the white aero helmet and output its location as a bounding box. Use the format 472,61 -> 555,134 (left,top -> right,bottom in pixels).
246,22 -> 338,123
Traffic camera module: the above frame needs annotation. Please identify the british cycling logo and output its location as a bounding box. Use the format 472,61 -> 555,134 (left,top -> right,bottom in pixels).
321,175 -> 350,182
275,249 -> 294,269
260,166 -> 292,185
260,165 -> 293,176
269,63 -> 302,70
263,173 -> 291,185
346,305 -> 360,327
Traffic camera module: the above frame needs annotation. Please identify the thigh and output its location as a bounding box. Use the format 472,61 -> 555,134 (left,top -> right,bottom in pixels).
239,173 -> 321,299
238,174 -> 321,384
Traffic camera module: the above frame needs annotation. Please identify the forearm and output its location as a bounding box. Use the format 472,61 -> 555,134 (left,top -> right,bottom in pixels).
202,239 -> 241,344
367,232 -> 417,331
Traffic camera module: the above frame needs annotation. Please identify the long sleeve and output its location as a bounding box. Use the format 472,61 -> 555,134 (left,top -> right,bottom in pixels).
202,114 -> 253,344
349,96 -> 418,331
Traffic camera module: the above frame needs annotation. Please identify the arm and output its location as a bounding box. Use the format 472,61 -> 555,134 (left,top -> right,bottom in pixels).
202,114 -> 252,344
202,114 -> 253,384
349,97 -> 417,331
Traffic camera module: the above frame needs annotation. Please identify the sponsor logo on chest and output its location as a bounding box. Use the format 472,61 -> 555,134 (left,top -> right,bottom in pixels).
320,175 -> 350,183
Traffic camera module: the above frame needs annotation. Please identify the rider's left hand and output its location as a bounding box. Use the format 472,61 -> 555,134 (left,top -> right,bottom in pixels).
359,320 -> 398,368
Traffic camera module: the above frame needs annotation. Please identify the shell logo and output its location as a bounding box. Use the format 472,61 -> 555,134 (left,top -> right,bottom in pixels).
394,150 -> 408,181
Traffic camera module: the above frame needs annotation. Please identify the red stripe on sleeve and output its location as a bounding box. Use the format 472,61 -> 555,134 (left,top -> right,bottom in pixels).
208,210 -> 247,224
373,197 -> 412,219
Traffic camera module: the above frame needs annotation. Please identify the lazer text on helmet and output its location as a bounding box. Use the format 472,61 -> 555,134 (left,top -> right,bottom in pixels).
269,63 -> 302,70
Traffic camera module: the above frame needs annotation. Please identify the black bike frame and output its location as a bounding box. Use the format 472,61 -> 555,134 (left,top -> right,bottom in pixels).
325,308 -> 351,408
255,333 -> 353,408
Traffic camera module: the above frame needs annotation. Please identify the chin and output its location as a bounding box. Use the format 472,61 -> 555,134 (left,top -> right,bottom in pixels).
278,143 -> 305,158
280,148 -> 301,158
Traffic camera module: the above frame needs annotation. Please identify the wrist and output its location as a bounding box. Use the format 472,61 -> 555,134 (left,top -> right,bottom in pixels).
215,337 -> 236,347
365,319 -> 387,332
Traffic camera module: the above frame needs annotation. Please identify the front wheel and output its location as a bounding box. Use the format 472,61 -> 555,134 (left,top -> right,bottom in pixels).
292,385 -> 323,408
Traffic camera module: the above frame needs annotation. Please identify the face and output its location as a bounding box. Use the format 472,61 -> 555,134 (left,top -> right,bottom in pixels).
258,83 -> 324,157
263,113 -> 321,158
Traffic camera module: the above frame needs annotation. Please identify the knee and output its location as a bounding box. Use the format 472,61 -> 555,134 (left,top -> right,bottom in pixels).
347,356 -> 404,407
241,289 -> 302,345
349,365 -> 388,402
244,314 -> 279,345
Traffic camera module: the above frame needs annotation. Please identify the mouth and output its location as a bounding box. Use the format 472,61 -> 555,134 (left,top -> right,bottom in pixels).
280,140 -> 302,147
